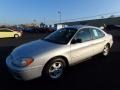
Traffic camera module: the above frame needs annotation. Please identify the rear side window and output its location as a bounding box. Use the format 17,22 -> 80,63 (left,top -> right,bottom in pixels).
90,28 -> 105,39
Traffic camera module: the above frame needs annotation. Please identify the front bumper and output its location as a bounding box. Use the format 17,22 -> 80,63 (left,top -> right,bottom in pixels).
6,56 -> 43,81
9,66 -> 43,80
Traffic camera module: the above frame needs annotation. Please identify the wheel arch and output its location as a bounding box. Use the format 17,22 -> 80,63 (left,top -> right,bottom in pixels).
14,34 -> 19,37
45,55 -> 69,67
106,43 -> 110,48
42,55 -> 69,76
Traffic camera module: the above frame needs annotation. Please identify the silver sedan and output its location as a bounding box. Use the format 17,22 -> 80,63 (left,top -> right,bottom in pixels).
6,26 -> 113,80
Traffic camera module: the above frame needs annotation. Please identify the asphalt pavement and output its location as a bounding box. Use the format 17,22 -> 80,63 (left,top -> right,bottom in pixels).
0,32 -> 120,90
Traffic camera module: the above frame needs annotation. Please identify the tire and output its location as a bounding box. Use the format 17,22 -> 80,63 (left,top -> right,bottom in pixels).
102,44 -> 110,56
14,34 -> 19,38
42,58 -> 66,80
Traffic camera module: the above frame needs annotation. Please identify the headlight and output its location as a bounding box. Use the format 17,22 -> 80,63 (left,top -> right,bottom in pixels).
12,58 -> 34,67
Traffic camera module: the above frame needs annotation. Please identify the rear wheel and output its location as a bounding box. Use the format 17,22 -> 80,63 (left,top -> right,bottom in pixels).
42,58 -> 66,80
103,44 -> 110,56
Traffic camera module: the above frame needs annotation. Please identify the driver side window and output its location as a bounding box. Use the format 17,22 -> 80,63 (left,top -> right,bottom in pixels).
73,28 -> 92,43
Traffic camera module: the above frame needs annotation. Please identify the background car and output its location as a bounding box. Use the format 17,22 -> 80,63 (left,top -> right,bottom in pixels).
0,28 -> 22,38
6,25 -> 113,80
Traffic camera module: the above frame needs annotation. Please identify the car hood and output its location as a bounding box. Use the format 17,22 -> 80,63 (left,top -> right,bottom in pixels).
11,39 -> 62,59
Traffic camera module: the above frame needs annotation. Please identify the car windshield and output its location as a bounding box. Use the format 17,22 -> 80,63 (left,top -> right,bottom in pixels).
43,28 -> 78,44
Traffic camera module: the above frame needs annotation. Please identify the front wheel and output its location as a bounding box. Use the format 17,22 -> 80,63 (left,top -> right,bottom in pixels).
14,34 -> 19,38
42,58 -> 66,80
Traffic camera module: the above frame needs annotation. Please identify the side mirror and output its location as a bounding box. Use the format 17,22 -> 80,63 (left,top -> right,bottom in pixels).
71,38 -> 82,44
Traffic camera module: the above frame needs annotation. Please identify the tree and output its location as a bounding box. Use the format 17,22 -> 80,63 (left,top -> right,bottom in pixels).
40,22 -> 45,28
49,25 -> 52,28
109,15 -> 115,18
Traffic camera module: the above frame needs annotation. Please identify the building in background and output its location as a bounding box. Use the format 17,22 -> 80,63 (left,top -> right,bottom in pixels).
55,16 -> 120,29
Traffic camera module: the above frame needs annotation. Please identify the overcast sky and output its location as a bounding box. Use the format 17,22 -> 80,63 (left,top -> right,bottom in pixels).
0,0 -> 120,25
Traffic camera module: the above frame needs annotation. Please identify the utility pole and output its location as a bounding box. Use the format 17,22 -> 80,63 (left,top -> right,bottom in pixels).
58,11 -> 61,23
43,17 -> 46,24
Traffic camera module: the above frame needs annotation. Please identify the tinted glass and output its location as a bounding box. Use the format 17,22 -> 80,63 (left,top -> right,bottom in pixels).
0,29 -> 12,32
44,28 -> 77,44
74,28 -> 92,42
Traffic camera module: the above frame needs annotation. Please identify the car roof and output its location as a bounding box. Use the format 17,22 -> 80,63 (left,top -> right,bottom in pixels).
0,28 -> 12,30
65,25 -> 100,30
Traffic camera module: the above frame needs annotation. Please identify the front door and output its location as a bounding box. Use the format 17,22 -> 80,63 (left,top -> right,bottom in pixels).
0,29 -> 13,38
70,28 -> 94,65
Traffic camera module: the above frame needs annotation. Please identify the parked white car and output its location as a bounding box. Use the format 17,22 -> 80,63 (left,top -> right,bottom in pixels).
6,26 -> 113,80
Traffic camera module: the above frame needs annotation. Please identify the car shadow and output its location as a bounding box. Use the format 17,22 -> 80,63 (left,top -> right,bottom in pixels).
0,52 -> 120,90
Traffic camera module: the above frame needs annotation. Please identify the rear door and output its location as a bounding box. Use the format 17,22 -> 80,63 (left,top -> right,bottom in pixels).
89,28 -> 106,55
70,28 -> 94,64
